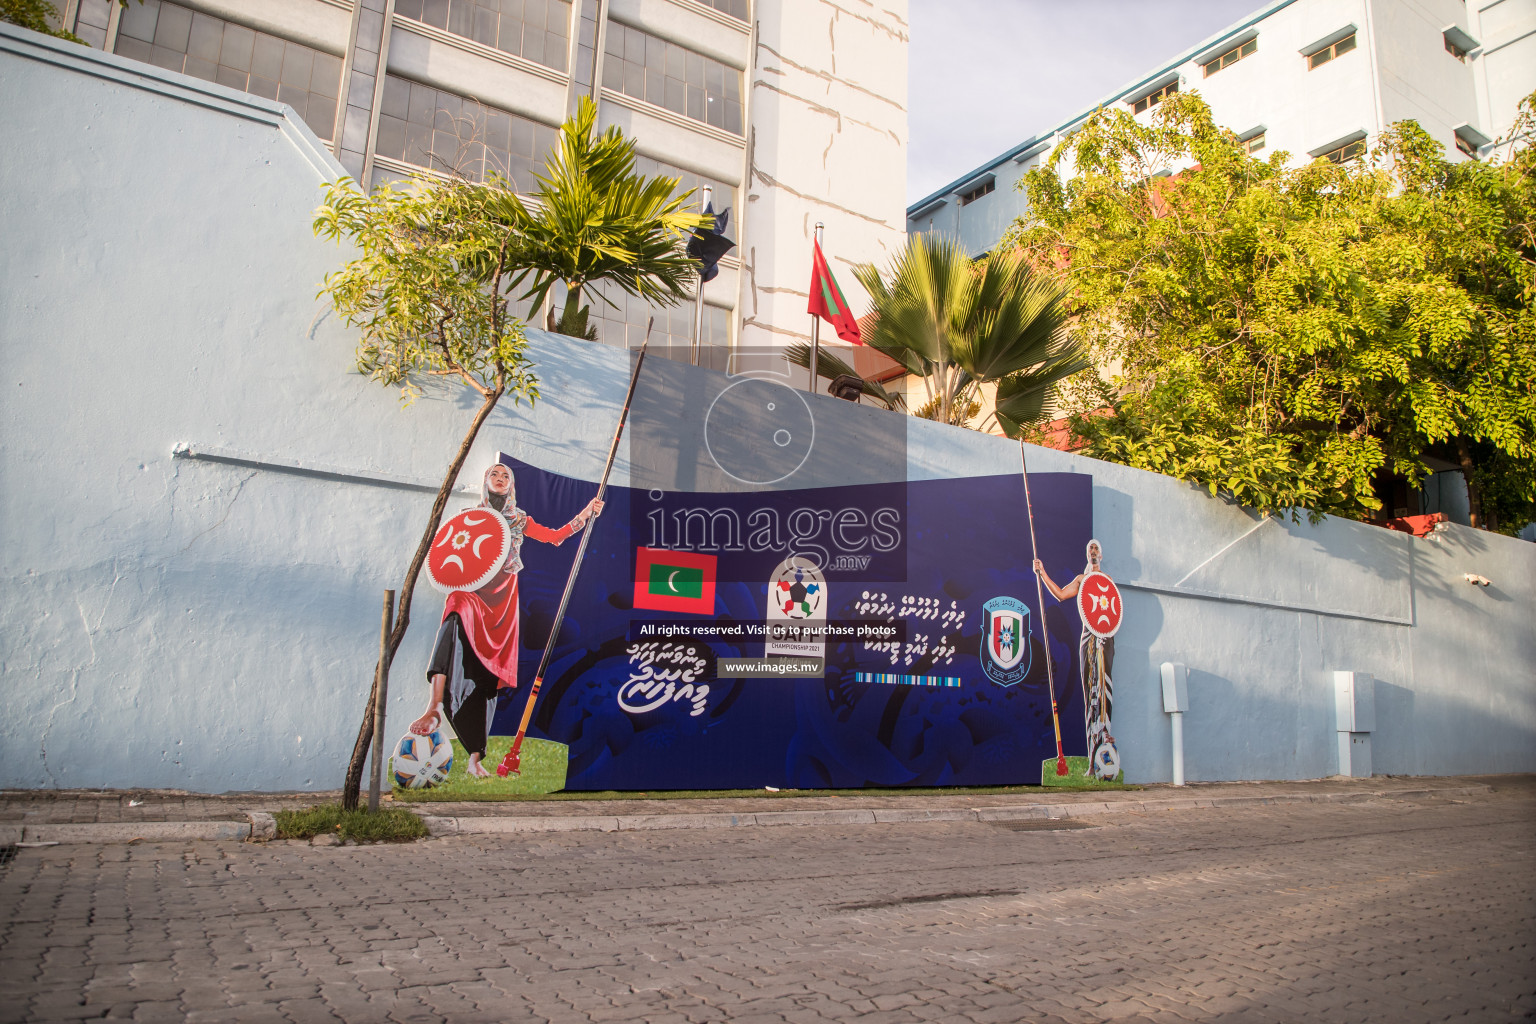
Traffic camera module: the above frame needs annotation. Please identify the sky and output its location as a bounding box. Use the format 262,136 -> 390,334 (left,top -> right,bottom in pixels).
906,0 -> 1271,203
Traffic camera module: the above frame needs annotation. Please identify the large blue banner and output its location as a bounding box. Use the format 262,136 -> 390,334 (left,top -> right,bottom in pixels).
468,456 -> 1094,790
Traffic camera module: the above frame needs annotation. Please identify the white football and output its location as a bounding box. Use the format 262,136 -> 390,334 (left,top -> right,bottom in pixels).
392,730 -> 454,789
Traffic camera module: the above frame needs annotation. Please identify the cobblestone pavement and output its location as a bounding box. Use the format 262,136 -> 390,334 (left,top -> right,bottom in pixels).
1,781 -> 1531,1023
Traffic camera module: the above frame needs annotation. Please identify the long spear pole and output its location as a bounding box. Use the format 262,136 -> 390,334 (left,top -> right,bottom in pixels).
1021,438 -> 1069,777
497,322 -> 653,777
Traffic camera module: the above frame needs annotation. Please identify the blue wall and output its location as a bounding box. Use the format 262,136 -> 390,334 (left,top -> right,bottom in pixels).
2,25 -> 1532,791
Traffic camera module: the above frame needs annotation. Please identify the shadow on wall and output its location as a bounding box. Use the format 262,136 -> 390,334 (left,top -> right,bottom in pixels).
1284,511 -> 1409,586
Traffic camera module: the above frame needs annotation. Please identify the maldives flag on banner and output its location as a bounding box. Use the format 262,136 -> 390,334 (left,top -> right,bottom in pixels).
808,239 -> 863,344
633,547 -> 718,614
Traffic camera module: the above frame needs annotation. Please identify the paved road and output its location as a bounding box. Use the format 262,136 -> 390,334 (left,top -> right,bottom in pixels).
2,782 -> 1531,1023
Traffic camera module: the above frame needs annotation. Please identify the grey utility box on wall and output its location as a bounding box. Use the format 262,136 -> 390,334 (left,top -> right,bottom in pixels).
1334,671 -> 1375,777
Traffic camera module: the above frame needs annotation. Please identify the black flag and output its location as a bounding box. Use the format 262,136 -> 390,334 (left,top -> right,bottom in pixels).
687,202 -> 735,283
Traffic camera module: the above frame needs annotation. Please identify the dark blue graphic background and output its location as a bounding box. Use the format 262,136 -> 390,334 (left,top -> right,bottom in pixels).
491,456 -> 1093,789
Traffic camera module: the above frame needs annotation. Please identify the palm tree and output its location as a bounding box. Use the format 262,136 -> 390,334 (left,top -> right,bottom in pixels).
494,97 -> 710,335
850,234 -> 1089,434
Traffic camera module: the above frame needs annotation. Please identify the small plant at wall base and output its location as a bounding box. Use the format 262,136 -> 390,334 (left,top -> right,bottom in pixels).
497,96 -> 710,338
273,805 -> 428,842
314,173 -> 539,810
1007,91 -> 1536,531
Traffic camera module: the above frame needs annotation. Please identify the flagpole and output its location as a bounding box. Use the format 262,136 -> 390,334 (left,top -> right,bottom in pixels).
691,186 -> 711,367
808,221 -> 823,392
496,321 -> 653,778
1021,438 -> 1069,778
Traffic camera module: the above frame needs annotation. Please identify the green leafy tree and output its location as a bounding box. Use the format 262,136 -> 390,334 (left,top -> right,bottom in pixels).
313,173 -> 538,808
1007,91 -> 1536,530
846,234 -> 1087,433
497,96 -> 709,336
2,0 -> 77,40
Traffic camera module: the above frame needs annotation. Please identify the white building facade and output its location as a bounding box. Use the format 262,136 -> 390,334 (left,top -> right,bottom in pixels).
53,0 -> 909,362
908,0 -> 1536,256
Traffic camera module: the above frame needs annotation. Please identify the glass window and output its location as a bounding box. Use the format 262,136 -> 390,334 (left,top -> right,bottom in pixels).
1242,132 -> 1265,155
603,20 -> 743,136
632,153 -> 736,217
112,1 -> 342,141
695,0 -> 747,21
374,75 -> 559,187
1201,37 -> 1256,77
1131,81 -> 1178,115
1308,32 -> 1356,70
958,179 -> 994,206
73,0 -> 113,48
1318,137 -> 1365,164
574,280 -> 732,361
397,0 -> 572,72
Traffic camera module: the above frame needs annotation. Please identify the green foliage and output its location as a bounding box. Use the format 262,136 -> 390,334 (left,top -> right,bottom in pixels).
1008,91 -> 1536,529
2,0 -> 81,41
313,174 -> 537,405
495,96 -> 709,334
551,301 -> 599,340
273,804 -> 429,842
851,234 -> 1088,432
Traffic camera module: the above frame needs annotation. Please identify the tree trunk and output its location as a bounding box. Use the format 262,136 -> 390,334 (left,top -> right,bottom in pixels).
1454,435 -> 1483,531
341,385 -> 507,809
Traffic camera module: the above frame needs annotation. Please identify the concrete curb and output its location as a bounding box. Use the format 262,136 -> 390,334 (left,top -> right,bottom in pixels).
17,821 -> 252,845
0,784 -> 1489,846
418,784 -> 1492,837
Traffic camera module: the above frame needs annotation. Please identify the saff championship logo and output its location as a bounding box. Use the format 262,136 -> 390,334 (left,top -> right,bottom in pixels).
980,596 -> 1031,687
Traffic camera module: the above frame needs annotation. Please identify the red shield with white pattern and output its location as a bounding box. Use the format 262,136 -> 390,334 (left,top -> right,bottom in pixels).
1076,571 -> 1123,639
425,508 -> 511,593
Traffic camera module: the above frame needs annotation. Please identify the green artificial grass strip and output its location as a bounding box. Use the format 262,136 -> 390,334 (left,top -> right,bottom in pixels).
273,804 -> 429,842
392,737 -> 568,801
1041,756 -> 1126,789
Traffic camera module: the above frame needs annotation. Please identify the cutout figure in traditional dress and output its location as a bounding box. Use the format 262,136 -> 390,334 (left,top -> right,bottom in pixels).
410,463 -> 601,777
1034,539 -> 1120,780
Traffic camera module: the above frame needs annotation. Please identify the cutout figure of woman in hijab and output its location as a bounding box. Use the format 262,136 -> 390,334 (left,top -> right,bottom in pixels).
410,463 -> 602,777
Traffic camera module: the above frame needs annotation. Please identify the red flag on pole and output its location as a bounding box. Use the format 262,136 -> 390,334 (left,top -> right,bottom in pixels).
807,240 -> 862,345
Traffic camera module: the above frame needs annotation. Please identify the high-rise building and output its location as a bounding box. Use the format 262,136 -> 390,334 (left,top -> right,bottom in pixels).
53,0 -> 909,363
908,0 -> 1535,256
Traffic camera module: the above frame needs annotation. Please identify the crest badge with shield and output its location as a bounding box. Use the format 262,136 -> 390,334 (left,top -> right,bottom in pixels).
981,596 -> 1031,686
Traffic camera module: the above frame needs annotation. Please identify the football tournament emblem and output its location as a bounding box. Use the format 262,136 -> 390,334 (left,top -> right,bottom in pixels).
981,596 -> 1031,686
765,556 -> 827,668
773,562 -> 824,619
